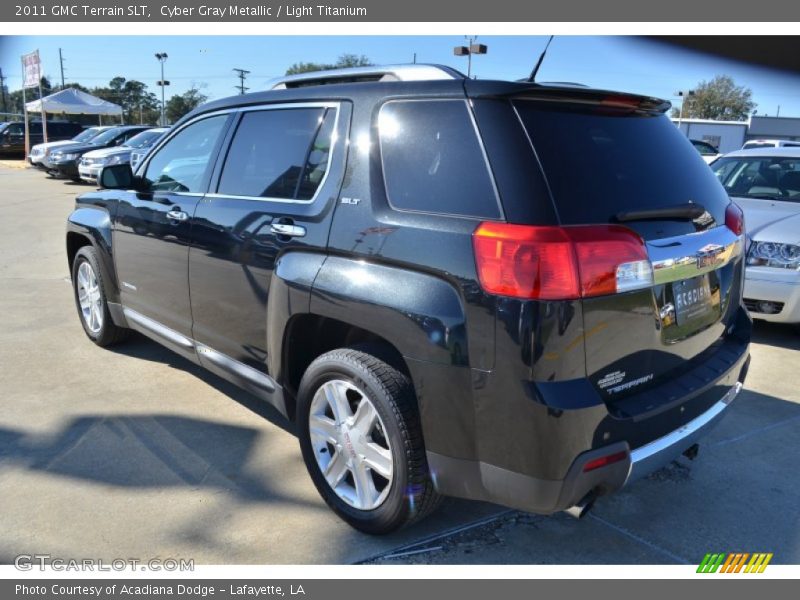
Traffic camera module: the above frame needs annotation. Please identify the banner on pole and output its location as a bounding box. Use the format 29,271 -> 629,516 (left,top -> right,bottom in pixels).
21,50 -> 41,88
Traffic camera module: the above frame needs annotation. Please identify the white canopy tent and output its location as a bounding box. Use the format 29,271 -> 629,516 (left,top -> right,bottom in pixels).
21,88 -> 123,155
25,88 -> 123,121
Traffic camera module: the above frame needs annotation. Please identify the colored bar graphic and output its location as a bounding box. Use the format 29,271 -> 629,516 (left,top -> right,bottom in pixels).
698,552 -> 772,573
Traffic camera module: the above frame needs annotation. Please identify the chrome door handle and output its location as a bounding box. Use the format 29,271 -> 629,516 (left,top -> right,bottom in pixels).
167,209 -> 189,222
270,222 -> 306,238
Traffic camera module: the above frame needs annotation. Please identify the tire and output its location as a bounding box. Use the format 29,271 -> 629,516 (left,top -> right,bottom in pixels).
71,246 -> 130,347
297,347 -> 441,534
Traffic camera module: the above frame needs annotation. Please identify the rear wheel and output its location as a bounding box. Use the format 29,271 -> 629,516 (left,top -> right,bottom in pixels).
297,348 -> 441,534
71,246 -> 130,346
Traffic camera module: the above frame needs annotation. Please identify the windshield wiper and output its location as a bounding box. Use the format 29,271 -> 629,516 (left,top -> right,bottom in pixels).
616,202 -> 707,223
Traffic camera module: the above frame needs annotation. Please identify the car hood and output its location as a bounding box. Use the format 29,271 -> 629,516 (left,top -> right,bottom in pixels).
82,146 -> 130,160
31,140 -> 77,152
734,196 -> 800,243
52,142 -> 105,154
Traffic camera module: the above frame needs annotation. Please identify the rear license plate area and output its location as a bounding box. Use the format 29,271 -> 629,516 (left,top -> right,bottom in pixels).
673,274 -> 716,326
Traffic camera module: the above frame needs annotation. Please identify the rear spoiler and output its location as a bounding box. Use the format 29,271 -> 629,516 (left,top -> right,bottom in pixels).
465,80 -> 671,114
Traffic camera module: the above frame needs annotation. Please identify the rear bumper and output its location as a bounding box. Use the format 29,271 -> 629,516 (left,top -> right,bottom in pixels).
626,381 -> 741,483
427,349 -> 749,515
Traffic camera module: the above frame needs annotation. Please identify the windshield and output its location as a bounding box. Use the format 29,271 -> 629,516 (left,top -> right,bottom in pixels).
712,156 -> 800,201
0,123 -> 9,134
89,127 -> 126,145
72,127 -> 101,143
122,130 -> 164,149
692,140 -> 718,155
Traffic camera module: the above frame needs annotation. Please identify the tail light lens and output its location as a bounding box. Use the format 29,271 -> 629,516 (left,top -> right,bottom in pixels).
473,223 -> 652,300
725,202 -> 745,236
582,450 -> 629,473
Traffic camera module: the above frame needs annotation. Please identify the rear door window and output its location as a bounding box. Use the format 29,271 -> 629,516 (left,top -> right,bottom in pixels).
217,107 -> 336,200
378,100 -> 500,219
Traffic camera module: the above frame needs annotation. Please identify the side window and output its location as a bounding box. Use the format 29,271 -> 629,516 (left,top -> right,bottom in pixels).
143,115 -> 227,194
217,107 -> 335,200
378,100 -> 500,219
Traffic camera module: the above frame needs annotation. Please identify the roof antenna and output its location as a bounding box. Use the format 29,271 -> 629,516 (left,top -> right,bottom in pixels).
527,35 -> 554,83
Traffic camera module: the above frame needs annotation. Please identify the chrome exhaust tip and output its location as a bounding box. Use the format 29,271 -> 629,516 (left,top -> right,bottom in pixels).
564,492 -> 596,519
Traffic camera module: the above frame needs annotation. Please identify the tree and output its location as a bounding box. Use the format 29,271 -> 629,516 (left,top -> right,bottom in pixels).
285,54 -> 373,75
165,85 -> 208,123
672,75 -> 756,121
91,77 -> 160,124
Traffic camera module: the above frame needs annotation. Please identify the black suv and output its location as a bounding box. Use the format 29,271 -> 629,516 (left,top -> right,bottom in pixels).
66,65 -> 751,534
0,120 -> 84,157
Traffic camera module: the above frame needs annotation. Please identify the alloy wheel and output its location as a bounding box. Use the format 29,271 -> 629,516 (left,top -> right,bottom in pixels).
308,379 -> 394,510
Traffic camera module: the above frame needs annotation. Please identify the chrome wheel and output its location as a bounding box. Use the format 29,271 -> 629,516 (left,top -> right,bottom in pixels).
76,261 -> 103,334
308,379 -> 394,510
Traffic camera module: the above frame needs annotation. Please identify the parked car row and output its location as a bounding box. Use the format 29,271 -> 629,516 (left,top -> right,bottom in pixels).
25,124 -> 168,183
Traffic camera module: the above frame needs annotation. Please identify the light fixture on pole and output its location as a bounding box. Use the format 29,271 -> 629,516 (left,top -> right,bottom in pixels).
453,36 -> 487,78
675,89 -> 695,130
155,52 -> 169,126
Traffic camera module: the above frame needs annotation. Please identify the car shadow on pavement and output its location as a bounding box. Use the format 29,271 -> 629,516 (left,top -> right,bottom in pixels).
751,320 -> 800,350
0,413 -> 317,510
107,332 -> 296,436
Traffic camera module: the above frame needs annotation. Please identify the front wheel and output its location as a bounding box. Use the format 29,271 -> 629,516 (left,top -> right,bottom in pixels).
297,348 -> 441,534
71,246 -> 130,346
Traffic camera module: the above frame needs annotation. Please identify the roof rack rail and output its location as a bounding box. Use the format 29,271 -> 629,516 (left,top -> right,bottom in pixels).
267,64 -> 465,90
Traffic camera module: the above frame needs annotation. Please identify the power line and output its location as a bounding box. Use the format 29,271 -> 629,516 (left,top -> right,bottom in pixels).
233,68 -> 250,95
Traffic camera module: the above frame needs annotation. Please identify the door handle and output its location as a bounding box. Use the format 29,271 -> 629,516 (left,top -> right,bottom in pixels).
167,209 -> 189,222
270,222 -> 306,238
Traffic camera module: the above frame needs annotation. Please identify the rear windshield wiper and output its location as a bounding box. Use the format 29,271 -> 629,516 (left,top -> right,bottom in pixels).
616,202 -> 707,223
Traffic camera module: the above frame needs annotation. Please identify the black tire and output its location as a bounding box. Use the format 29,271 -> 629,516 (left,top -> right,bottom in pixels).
297,347 -> 441,534
71,246 -> 130,347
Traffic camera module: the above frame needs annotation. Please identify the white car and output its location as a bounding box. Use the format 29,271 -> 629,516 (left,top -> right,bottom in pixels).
28,126 -> 112,168
742,139 -> 800,150
712,147 -> 800,323
78,127 -> 167,183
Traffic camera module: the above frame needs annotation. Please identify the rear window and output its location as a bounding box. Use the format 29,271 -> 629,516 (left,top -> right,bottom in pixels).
378,100 -> 500,219
515,102 -> 730,238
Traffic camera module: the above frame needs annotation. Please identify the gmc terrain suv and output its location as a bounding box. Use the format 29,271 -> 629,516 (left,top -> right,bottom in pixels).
66,65 -> 751,534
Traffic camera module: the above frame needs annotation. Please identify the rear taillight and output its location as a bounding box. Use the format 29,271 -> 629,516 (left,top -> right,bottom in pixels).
725,202 -> 745,236
472,223 -> 652,300
582,450 -> 629,473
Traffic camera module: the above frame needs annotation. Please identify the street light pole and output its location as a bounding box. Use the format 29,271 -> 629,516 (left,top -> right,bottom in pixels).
675,89 -> 695,132
155,52 -> 169,126
453,36 -> 487,79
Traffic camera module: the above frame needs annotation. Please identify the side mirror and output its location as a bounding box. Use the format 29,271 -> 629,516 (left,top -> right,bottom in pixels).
98,163 -> 135,190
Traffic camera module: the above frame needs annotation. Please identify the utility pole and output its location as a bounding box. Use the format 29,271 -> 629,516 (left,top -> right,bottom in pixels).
155,53 -> 169,126
0,68 -> 7,115
233,68 -> 250,95
58,48 -> 66,88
